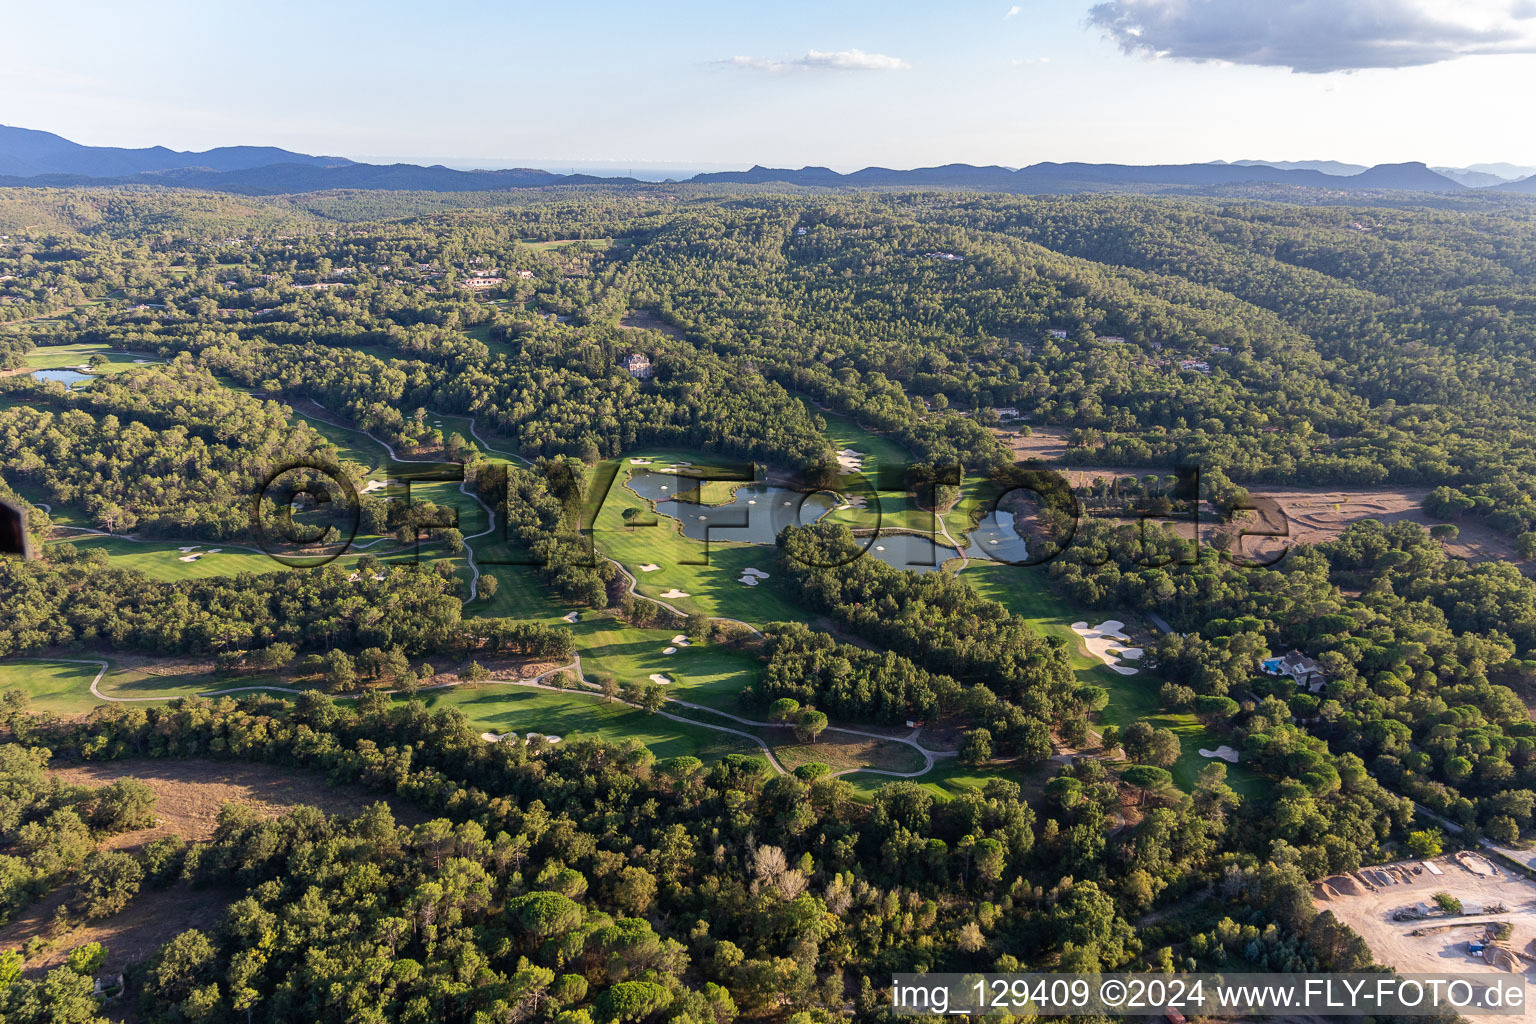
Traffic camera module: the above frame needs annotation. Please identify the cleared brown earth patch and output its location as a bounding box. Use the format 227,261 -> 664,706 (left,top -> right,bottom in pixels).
0,881 -> 233,980
765,730 -> 926,775
4,764 -> 427,982
984,432 -> 1528,570
1236,485 -> 1527,566
1315,854 -> 1536,977
49,759 -> 427,849
620,308 -> 685,340
1,761 -> 431,981
993,426 -> 1071,462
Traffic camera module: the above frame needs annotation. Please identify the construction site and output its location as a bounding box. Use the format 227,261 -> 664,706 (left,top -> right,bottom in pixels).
1316,852 -> 1536,975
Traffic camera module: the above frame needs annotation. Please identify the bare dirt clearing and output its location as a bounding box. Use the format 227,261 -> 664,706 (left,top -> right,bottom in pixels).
0,881 -> 234,979
620,308 -> 685,339
1316,855 -> 1536,976
988,428 -> 1527,568
49,759 -> 426,848
995,426 -> 1071,462
0,761 -> 429,978
1231,485 -> 1525,565
766,730 -> 926,775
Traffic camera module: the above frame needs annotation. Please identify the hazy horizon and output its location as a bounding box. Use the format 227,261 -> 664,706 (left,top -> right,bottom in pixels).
9,122 -> 1536,182
5,1 -> 1536,171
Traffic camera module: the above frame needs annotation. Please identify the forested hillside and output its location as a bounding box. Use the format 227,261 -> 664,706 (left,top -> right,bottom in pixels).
2,185 -> 1535,1023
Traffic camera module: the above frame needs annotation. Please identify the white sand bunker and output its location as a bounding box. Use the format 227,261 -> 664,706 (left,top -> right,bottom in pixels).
481,732 -> 508,743
526,732 -> 561,743
629,458 -> 653,465
660,588 -> 689,599
638,563 -> 660,572
670,634 -> 692,646
133,358 -> 153,364
663,646 -> 677,654
649,674 -> 672,685
1071,619 -> 1142,676
360,479 -> 388,494
747,499 -> 756,505
836,448 -> 865,471
562,611 -> 579,622
1199,746 -> 1239,763
178,546 -> 200,553
737,567 -> 769,587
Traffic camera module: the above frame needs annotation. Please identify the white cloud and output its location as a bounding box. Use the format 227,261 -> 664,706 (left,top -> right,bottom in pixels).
1087,0 -> 1536,73
1005,5 -> 1023,18
719,49 -> 910,73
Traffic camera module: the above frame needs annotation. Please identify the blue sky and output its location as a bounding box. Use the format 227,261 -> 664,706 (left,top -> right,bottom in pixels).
5,0 -> 1535,170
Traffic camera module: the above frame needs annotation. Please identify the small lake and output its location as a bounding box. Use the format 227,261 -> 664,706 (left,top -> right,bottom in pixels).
863,531 -> 953,574
624,468 -> 838,544
32,368 -> 94,388
962,509 -> 1031,564
860,510 -> 1029,574
622,466 -> 1029,573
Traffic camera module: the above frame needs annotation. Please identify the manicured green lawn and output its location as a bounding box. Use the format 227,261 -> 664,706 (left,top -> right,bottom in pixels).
47,531 -> 410,582
591,458 -> 807,626
400,474 -> 570,626
405,684 -> 757,761
961,562 -> 1263,798
23,342 -> 151,372
0,658 -> 303,714
461,324 -> 519,361
291,414 -> 400,481
95,666 -> 296,701
801,405 -> 977,540
0,660 -> 106,714
567,617 -> 760,712
806,402 -> 912,481
521,238 -> 612,251
471,563 -> 571,625
432,412 -> 524,461
49,534 -> 283,581
6,481 -> 85,527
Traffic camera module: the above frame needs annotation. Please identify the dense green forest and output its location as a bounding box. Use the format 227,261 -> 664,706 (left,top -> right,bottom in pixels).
3,184 -> 1536,1022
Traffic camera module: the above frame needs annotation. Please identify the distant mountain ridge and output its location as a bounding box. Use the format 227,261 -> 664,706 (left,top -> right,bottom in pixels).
0,124 -> 352,178
91,162 -> 633,195
688,160 -> 1468,193
1225,159 -> 1370,175
0,125 -> 1522,197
